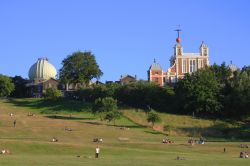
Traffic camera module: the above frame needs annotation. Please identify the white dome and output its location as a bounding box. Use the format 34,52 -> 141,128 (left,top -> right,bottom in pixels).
28,58 -> 57,81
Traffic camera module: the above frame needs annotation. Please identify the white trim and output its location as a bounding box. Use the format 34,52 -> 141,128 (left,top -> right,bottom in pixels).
182,59 -> 187,73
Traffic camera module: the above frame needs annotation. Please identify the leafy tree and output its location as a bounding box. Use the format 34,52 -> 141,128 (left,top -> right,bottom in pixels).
45,87 -> 62,100
10,76 -> 29,98
175,68 -> 222,116
163,124 -> 172,136
0,74 -> 15,97
210,62 -> 232,85
147,109 -> 161,127
104,108 -> 121,125
169,55 -> 175,66
92,98 -> 105,120
59,51 -> 103,88
223,68 -> 250,118
92,97 -> 121,125
115,81 -> 175,112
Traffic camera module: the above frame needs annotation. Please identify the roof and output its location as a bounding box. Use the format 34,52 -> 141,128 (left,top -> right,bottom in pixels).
26,78 -> 58,87
28,58 -> 57,81
200,41 -> 208,48
120,75 -> 136,80
149,59 -> 163,71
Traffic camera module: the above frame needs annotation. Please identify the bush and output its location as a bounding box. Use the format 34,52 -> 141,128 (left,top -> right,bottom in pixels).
92,97 -> 121,125
45,87 -> 62,100
147,109 -> 161,127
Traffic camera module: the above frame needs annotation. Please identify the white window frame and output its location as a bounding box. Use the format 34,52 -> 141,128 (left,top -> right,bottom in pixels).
198,59 -> 203,69
182,59 -> 187,73
189,59 -> 196,73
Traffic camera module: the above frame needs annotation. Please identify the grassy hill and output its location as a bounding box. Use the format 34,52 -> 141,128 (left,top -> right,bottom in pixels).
0,98 -> 249,166
123,109 -> 250,140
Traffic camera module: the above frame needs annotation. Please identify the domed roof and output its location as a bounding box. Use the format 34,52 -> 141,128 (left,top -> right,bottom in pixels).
28,58 -> 57,81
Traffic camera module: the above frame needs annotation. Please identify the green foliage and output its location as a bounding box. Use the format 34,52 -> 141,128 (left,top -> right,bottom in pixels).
92,97 -> 121,124
59,51 -> 103,87
10,76 -> 29,98
63,62 -> 249,120
163,124 -> 172,135
115,81 -> 175,112
169,55 -> 175,66
45,87 -> 62,100
147,109 -> 161,126
223,67 -> 250,119
0,74 -> 15,97
175,68 -> 222,115
210,62 -> 232,84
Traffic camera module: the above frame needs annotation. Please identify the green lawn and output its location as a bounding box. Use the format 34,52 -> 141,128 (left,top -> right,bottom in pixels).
0,98 -> 249,166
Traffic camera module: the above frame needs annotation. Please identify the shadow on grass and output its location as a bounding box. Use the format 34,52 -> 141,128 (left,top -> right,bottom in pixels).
178,122 -> 250,142
106,124 -> 146,129
144,130 -> 164,135
45,115 -> 94,120
81,121 -> 103,125
4,98 -> 91,114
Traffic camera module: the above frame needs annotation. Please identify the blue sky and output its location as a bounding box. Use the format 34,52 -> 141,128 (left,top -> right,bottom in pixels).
0,0 -> 249,82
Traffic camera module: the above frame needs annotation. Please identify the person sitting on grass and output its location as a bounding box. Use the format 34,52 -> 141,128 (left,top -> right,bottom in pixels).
52,137 -> 58,142
1,149 -> 11,154
65,127 -> 72,131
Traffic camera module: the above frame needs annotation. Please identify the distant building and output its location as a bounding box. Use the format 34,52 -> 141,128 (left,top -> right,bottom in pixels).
228,61 -> 237,73
26,58 -> 58,97
148,32 -> 210,86
119,75 -> 137,85
147,59 -> 164,86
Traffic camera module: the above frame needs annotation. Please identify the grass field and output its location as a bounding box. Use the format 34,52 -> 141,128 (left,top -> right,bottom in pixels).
0,98 -> 249,166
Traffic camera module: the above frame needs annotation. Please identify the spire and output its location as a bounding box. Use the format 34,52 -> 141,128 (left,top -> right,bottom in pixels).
175,25 -> 182,43
154,58 -> 156,63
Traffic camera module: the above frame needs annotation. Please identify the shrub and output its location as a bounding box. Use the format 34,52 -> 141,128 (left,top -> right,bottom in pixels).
45,87 -> 62,100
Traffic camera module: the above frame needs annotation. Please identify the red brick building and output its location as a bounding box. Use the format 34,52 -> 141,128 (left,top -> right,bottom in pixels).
148,59 -> 164,86
148,36 -> 210,86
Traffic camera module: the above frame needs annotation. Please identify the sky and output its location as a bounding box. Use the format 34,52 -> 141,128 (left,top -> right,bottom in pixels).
0,0 -> 250,82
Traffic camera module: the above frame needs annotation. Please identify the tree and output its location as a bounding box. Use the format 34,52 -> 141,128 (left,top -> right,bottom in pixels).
223,68 -> 250,119
147,109 -> 161,127
92,97 -> 121,125
92,98 -> 105,120
0,74 -> 15,97
10,76 -> 29,98
45,87 -> 62,100
163,124 -> 172,136
210,62 -> 232,85
59,51 -> 103,88
104,108 -> 122,125
114,81 -> 175,112
175,68 -> 222,116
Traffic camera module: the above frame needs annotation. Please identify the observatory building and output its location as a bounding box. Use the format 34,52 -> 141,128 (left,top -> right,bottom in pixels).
26,58 -> 58,97
148,31 -> 210,86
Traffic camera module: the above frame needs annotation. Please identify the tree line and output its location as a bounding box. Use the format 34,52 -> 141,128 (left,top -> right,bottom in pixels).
0,51 -> 249,120
69,63 -> 250,120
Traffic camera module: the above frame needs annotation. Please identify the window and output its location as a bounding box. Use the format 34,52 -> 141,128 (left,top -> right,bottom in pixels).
178,48 -> 182,55
198,59 -> 203,69
182,59 -> 187,73
189,59 -> 196,73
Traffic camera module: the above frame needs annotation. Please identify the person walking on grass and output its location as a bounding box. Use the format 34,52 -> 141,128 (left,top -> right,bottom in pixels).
95,146 -> 100,158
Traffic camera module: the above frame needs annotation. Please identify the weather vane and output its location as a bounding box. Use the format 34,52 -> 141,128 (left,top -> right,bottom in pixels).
175,25 -> 182,43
